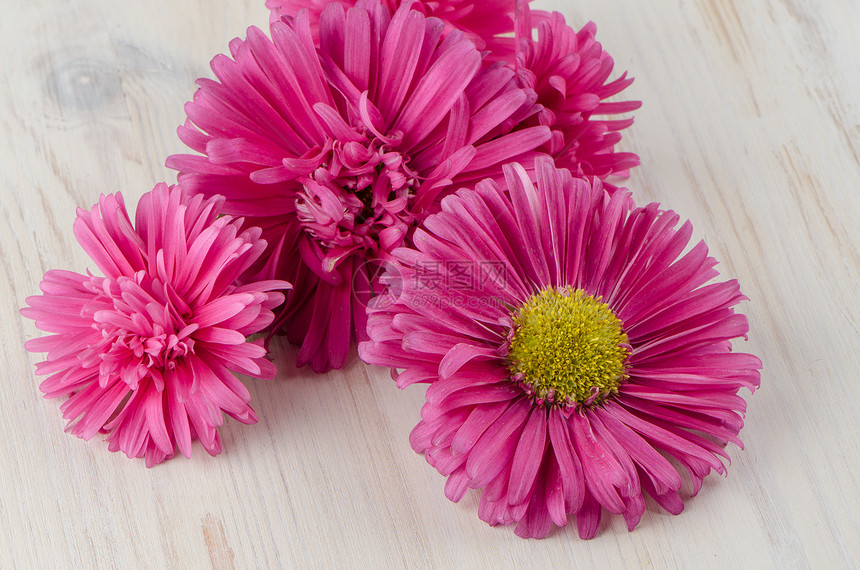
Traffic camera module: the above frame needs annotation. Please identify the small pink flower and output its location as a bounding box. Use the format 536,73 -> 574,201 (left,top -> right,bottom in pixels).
21,184 -> 289,466
266,0 -> 538,58
167,1 -> 549,372
513,2 -> 642,188
359,157 -> 761,538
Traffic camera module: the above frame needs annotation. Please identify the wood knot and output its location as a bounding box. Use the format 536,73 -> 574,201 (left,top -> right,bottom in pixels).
46,57 -> 121,110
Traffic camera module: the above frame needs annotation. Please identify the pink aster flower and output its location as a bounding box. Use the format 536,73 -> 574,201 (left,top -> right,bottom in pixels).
512,2 -> 641,187
266,0 -> 538,58
21,184 -> 289,466
359,157 -> 761,539
167,0 -> 550,372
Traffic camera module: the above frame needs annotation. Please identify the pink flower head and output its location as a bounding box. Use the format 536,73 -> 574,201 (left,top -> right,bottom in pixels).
359,157 -> 761,538
21,184 -> 289,466
266,0 -> 537,58
513,2 -> 641,187
167,0 -> 550,371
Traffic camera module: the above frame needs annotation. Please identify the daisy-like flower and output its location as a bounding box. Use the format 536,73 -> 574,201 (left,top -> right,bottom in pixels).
359,157 -> 761,538
167,0 -> 550,371
513,2 -> 641,188
266,0 -> 536,57
21,184 -> 289,466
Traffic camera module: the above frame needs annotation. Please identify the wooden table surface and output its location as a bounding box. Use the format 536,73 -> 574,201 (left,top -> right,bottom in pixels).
2,0 -> 858,568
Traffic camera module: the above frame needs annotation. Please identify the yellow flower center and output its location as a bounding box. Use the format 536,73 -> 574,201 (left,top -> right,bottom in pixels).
508,287 -> 630,407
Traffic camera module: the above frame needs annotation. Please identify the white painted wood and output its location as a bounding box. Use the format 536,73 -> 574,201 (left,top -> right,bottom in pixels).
1,0 -> 857,567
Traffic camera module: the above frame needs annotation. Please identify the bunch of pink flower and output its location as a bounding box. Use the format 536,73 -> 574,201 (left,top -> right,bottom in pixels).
21,0 -> 759,540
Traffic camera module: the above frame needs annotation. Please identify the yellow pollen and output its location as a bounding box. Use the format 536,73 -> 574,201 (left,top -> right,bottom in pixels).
508,287 -> 630,406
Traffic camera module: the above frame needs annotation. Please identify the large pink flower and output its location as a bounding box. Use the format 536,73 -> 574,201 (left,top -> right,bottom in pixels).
266,0 -> 536,57
359,157 -> 761,538
21,184 -> 289,466
513,3 -> 641,187
167,1 -> 549,371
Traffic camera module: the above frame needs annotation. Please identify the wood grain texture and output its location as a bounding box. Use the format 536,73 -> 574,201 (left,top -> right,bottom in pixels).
1,0 -> 858,568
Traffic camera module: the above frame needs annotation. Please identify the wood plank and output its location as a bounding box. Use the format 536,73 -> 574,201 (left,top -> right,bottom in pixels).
1,0 -> 858,567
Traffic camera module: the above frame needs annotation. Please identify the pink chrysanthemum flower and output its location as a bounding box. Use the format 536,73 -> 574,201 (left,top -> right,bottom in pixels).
21,184 -> 289,466
359,157 -> 761,539
167,0 -> 550,372
266,0 -> 537,58
512,2 -> 641,187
